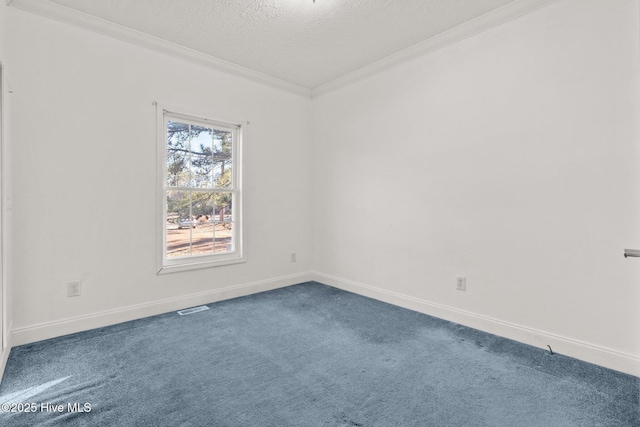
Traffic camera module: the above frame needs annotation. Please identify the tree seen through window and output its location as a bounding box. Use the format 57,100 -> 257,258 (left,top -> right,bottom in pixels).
165,119 -> 235,258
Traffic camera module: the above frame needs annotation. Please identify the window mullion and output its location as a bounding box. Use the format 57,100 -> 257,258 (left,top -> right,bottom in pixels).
167,187 -> 236,193
188,124 -> 193,256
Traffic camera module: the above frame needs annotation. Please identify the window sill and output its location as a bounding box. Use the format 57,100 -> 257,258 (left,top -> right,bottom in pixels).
157,254 -> 246,275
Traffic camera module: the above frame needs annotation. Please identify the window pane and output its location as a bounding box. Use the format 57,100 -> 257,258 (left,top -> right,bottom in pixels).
215,222 -> 233,253
214,192 -> 233,253
192,222 -> 214,255
166,191 -> 192,258
190,125 -> 213,188
213,129 -> 232,188
214,192 -> 232,222
167,121 -> 190,187
191,191 -> 215,255
192,191 -> 214,219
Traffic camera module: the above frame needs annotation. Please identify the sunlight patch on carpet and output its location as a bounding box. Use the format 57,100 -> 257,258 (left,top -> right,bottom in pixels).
0,376 -> 71,404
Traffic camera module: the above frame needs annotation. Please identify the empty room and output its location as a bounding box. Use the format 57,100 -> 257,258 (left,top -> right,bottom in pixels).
0,0 -> 638,425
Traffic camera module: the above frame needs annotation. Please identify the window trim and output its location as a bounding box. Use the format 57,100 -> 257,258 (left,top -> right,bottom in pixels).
156,105 -> 245,274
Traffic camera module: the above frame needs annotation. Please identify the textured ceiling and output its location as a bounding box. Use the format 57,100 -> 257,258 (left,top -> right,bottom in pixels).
48,0 -> 516,88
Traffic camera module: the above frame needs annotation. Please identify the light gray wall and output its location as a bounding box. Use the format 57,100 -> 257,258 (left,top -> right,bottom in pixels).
312,0 -> 639,374
6,8 -> 313,340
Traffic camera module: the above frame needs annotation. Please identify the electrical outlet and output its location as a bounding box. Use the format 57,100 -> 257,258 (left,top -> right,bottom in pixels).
68,280 -> 82,297
290,253 -> 297,263
456,276 -> 466,291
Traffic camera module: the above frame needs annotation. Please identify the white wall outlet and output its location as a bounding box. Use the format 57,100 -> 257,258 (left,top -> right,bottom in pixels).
290,253 -> 297,263
68,280 -> 82,297
456,276 -> 466,291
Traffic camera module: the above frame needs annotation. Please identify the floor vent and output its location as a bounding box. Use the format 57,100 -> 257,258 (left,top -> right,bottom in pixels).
177,305 -> 209,316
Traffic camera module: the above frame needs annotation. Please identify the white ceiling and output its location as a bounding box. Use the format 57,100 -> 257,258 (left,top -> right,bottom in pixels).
45,0 -> 519,89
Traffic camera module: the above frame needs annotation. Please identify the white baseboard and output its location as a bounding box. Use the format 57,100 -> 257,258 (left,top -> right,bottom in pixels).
10,272 -> 313,347
0,322 -> 12,385
7,271 -> 639,377
0,347 -> 9,384
312,271 -> 640,377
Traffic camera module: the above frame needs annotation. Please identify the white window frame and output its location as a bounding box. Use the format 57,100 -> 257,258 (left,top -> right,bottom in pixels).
156,106 -> 244,274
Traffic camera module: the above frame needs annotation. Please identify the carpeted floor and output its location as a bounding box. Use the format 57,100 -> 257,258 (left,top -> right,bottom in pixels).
0,282 -> 638,426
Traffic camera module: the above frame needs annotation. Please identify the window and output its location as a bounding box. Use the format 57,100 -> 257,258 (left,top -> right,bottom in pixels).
157,109 -> 243,274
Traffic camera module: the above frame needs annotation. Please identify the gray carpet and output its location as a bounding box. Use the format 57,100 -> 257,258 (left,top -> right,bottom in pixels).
0,282 -> 637,426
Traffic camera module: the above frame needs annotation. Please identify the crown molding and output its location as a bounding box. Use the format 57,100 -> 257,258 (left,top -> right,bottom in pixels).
311,0 -> 562,98
7,0 -> 312,98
